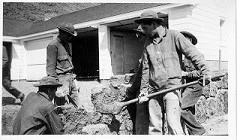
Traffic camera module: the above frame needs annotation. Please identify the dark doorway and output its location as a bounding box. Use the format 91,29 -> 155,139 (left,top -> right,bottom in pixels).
72,30 -> 99,79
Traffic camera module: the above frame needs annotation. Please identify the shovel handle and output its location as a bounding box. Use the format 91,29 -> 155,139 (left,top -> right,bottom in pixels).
122,74 -> 225,106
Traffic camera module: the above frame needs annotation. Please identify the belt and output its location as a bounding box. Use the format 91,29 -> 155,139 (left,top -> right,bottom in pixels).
57,70 -> 74,76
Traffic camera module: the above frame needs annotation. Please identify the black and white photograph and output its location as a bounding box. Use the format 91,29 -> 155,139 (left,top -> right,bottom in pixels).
1,0 -> 236,139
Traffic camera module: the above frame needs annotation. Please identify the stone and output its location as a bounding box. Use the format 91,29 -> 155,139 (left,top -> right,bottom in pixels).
81,124 -> 110,135
90,78 -> 133,135
206,97 -> 217,118
195,96 -> 207,123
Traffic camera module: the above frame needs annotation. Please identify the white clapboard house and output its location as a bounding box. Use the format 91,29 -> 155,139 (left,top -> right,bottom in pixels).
3,3 -> 229,81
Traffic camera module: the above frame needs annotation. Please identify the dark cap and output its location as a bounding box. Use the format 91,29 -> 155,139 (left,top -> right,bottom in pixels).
34,76 -> 63,87
57,22 -> 77,36
134,10 -> 164,24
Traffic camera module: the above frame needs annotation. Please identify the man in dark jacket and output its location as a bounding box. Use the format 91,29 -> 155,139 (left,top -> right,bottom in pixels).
134,10 -> 211,135
13,76 -> 64,135
46,22 -> 79,108
2,46 -> 25,103
180,31 -> 206,135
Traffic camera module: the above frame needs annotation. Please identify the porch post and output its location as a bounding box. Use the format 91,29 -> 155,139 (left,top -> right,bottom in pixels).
98,25 -> 113,79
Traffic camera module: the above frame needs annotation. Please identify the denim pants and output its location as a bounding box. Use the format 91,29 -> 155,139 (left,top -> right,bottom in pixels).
148,90 -> 184,135
181,106 -> 205,135
54,73 -> 79,107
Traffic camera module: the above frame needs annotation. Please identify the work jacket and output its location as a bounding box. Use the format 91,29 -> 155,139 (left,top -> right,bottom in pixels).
140,28 -> 210,93
46,37 -> 74,77
13,92 -> 64,135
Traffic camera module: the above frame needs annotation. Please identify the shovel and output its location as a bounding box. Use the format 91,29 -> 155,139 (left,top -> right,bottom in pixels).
98,73 -> 226,115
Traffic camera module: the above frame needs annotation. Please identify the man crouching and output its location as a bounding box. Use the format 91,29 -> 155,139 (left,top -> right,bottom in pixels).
13,76 -> 64,135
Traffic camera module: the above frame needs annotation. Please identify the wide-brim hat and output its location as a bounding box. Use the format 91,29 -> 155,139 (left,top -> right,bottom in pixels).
134,10 -> 164,24
180,31 -> 198,45
34,76 -> 63,87
57,22 -> 77,36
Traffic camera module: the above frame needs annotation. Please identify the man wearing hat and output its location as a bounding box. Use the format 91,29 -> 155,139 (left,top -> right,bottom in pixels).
13,76 -> 64,135
46,22 -> 80,108
133,10 -> 211,135
180,31 -> 206,135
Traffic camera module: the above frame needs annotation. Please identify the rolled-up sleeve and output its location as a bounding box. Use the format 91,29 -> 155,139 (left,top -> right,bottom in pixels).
176,34 -> 210,75
46,44 -> 57,77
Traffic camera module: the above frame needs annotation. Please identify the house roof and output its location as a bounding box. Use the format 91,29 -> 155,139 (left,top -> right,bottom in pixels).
3,18 -> 33,37
4,3 -> 168,37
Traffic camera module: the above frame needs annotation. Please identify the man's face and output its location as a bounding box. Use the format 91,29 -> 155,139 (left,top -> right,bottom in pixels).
140,22 -> 156,37
65,33 -> 74,43
48,87 -> 57,100
61,31 -> 74,43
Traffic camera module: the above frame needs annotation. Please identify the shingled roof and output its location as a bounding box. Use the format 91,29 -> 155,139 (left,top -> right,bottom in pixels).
3,18 -> 33,37
4,3 -> 168,37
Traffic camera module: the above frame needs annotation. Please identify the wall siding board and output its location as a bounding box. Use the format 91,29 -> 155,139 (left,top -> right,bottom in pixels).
11,42 -> 26,80
24,36 -> 53,80
169,4 -> 227,62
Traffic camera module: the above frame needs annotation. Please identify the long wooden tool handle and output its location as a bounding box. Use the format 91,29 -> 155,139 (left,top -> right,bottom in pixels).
122,74 -> 225,106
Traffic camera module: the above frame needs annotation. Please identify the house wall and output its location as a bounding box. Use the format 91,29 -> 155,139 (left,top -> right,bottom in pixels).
10,41 -> 27,80
168,3 -> 228,71
8,3 -> 229,80
98,25 -> 113,79
24,36 -> 53,80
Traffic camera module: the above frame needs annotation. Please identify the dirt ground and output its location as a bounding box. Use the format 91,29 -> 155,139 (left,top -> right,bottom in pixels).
1,80 -> 228,135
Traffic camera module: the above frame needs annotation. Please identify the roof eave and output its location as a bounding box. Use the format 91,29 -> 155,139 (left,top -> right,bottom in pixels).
3,36 -> 18,42
16,3 -> 190,40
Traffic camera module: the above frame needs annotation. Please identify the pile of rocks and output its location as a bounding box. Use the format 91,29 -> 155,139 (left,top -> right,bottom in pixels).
196,72 -> 228,123
64,75 -> 133,135
64,72 -> 228,134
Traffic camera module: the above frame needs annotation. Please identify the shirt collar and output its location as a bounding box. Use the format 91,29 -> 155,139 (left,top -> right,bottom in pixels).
38,91 -> 51,101
153,26 -> 167,44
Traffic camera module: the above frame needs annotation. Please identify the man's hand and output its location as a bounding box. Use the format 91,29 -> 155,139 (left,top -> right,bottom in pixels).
61,104 -> 76,114
55,88 -> 69,97
199,74 -> 212,86
138,91 -> 149,104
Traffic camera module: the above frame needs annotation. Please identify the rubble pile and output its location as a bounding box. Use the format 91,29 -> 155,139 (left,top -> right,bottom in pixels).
64,72 -> 228,134
64,75 -> 134,135
2,71 -> 227,135
196,73 -> 228,123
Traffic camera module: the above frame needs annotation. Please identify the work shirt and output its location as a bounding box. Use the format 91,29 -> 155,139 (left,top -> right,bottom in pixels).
13,92 -> 64,135
47,37 -> 74,77
140,27 -> 210,93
